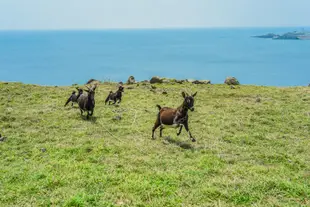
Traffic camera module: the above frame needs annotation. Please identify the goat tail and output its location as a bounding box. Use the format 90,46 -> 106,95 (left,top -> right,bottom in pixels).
156,104 -> 162,110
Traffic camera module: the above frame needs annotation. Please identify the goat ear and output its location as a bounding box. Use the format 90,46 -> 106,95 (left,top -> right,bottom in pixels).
192,92 -> 197,97
182,91 -> 186,98
85,89 -> 90,93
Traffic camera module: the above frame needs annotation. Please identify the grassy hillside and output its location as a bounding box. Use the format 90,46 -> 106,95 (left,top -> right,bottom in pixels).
0,82 -> 309,206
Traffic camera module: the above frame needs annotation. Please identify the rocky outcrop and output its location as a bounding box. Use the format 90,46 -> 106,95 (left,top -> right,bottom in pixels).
150,76 -> 163,84
185,79 -> 211,84
127,76 -> 135,84
175,80 -> 185,84
191,80 -> 211,84
224,77 -> 240,85
162,78 -> 178,84
150,76 -> 180,84
150,76 -> 211,84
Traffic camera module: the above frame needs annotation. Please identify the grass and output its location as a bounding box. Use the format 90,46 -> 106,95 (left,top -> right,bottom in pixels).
0,81 -> 309,206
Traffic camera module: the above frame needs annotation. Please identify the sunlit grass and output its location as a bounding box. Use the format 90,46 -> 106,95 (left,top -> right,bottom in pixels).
0,82 -> 309,206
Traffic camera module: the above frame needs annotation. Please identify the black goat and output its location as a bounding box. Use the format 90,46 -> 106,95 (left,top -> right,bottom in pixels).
64,88 -> 83,107
77,85 -> 96,119
105,85 -> 124,105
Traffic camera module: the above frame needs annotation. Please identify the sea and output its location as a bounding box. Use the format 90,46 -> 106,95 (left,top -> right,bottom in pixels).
0,27 -> 309,86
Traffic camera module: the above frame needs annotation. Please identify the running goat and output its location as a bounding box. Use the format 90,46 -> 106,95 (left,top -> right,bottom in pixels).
105,85 -> 124,105
152,91 -> 197,142
64,88 -> 83,107
77,85 -> 96,119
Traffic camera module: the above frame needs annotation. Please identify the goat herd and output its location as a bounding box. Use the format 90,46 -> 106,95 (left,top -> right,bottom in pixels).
64,84 -> 198,142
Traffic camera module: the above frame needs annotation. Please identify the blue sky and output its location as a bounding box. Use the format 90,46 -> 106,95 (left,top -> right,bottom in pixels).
0,0 -> 309,30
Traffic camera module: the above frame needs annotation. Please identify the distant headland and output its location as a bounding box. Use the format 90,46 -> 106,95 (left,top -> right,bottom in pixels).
252,30 -> 310,40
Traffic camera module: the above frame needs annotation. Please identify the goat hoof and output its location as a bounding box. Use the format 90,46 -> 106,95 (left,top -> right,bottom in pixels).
191,138 -> 196,142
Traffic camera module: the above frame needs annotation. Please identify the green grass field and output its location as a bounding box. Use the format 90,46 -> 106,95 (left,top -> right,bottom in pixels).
0,81 -> 309,206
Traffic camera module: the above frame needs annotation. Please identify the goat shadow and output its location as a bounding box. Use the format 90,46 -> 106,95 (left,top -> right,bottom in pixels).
163,136 -> 195,150
80,115 -> 97,123
110,104 -> 120,107
65,106 -> 79,110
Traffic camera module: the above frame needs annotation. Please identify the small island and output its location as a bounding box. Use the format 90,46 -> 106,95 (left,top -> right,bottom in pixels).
252,30 -> 310,40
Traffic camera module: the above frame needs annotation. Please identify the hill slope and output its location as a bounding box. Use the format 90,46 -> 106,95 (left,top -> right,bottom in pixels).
0,82 -> 309,206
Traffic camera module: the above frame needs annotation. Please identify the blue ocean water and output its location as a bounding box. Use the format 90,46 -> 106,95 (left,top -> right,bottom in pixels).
0,28 -> 309,86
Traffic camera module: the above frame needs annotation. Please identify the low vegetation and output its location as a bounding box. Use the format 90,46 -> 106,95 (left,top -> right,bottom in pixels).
0,82 -> 309,206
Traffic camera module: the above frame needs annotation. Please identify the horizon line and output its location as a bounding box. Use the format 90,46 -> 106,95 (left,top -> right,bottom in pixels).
0,25 -> 309,32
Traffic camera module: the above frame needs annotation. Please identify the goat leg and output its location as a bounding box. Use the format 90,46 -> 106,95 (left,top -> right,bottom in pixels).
177,125 -> 183,136
184,122 -> 195,142
160,126 -> 164,137
152,120 -> 160,139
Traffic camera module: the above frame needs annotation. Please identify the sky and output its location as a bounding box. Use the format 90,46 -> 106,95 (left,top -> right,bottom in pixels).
0,0 -> 309,30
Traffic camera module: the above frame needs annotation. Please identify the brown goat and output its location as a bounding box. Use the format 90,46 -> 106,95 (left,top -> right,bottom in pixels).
152,91 -> 197,142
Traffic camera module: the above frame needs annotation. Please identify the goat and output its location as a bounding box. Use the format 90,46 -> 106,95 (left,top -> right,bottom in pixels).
77,85 -> 96,119
64,88 -> 83,107
105,85 -> 124,105
152,91 -> 197,142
